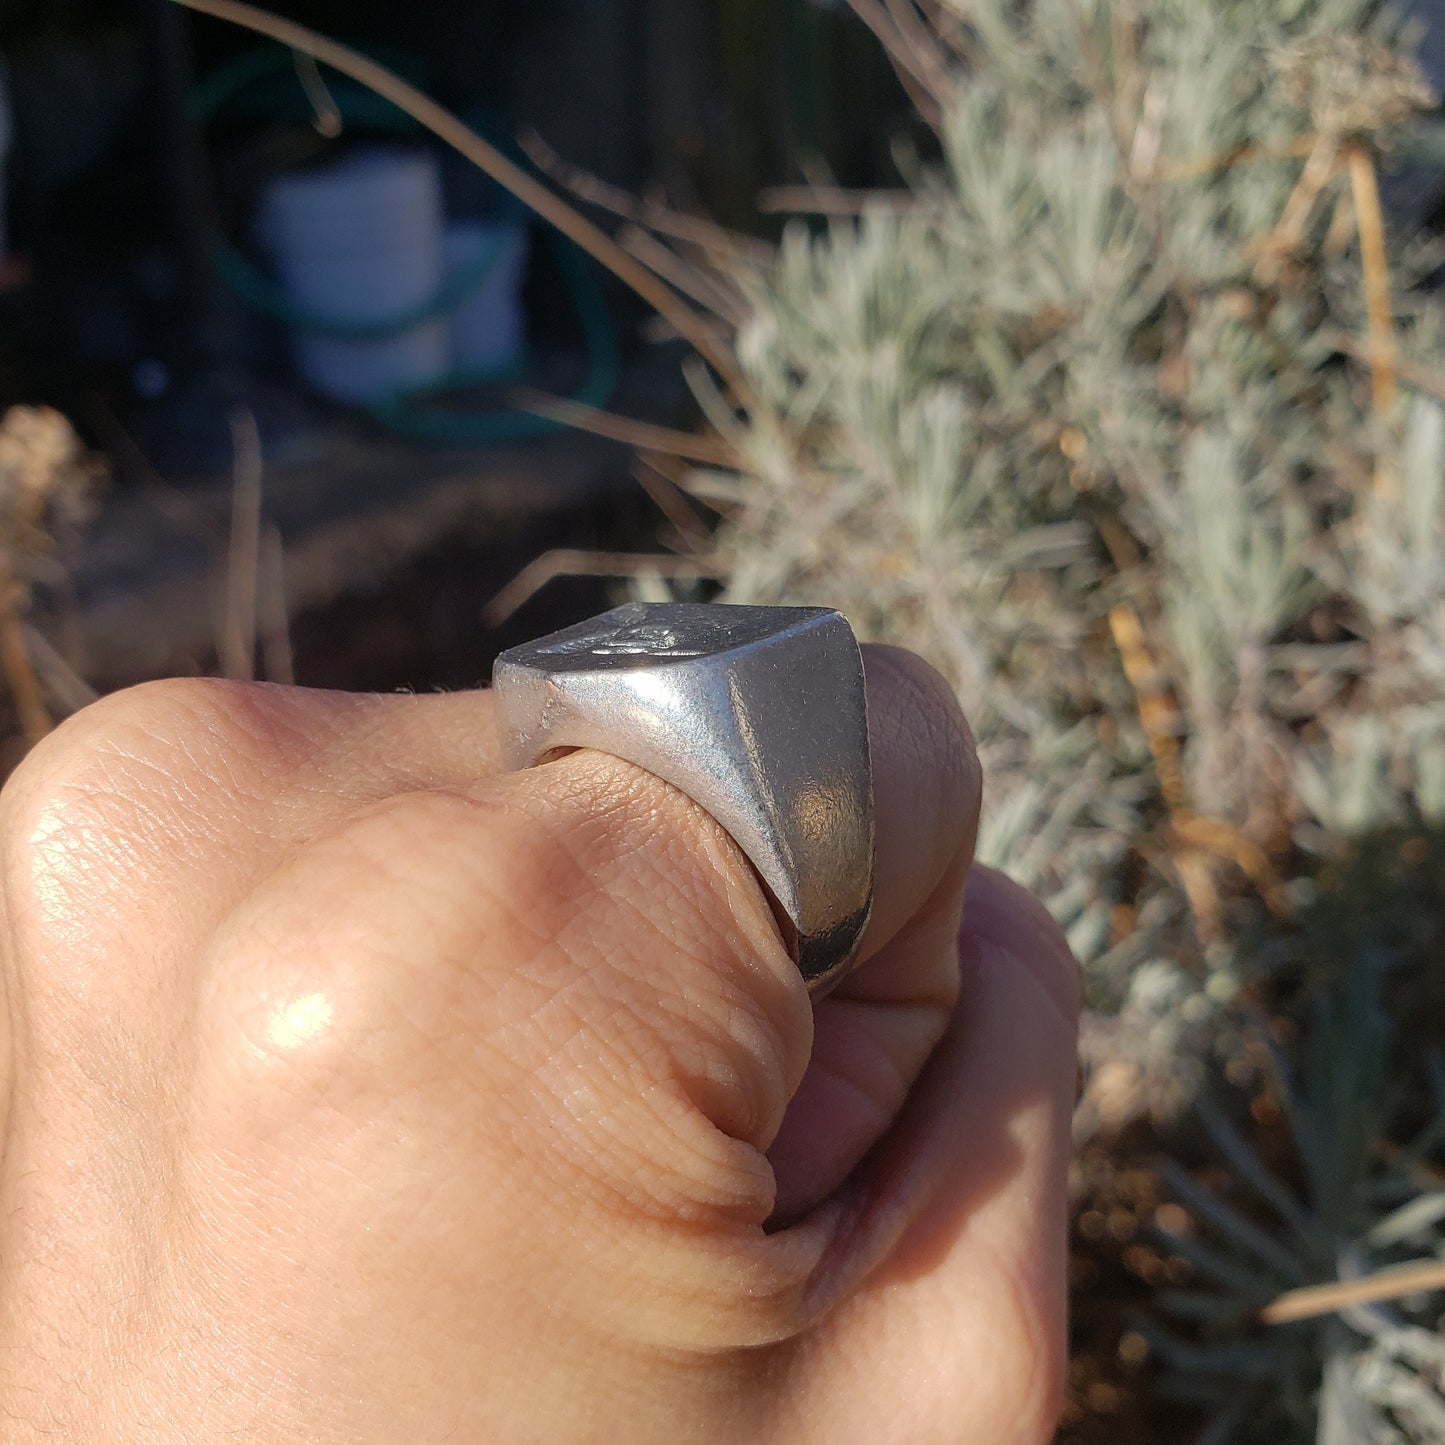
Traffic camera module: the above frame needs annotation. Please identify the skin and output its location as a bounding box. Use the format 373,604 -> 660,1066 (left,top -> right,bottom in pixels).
0,645 -> 1078,1444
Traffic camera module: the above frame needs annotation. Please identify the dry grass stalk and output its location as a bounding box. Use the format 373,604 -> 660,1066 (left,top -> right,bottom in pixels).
1261,1258 -> 1445,1326
1346,143 -> 1400,497
0,613 -> 50,745
482,550 -> 726,627
1150,134 -> 1319,184
1108,604 -> 1188,815
220,408 -> 264,682
1108,605 -> 1226,939
617,224 -> 749,327
756,185 -> 917,215
21,623 -> 99,715
846,0 -> 946,129
1252,136 -> 1342,285
880,0 -> 954,99
259,524 -> 295,686
510,391 -> 738,466
517,129 -> 771,275
292,50 -> 342,138
632,454 -> 714,549
1332,331 -> 1445,407
1108,606 -> 1290,928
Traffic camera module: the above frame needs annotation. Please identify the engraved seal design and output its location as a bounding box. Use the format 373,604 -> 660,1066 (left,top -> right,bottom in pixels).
537,623 -> 703,658
534,613 -> 739,660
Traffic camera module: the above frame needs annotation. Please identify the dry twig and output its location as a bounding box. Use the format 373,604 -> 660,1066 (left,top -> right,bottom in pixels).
22,623 -> 99,715
220,408 -> 264,682
510,391 -> 738,466
1150,134 -> 1319,184
259,524 -> 295,686
632,454 -> 714,548
1109,605 -> 1290,928
518,131 -> 770,274
847,0 -> 946,130
757,185 -> 917,215
1347,142 -> 1400,497
1261,1258 -> 1445,1326
483,550 -> 727,627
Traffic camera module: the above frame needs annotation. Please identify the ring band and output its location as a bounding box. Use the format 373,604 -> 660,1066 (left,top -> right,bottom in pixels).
491,602 -> 874,995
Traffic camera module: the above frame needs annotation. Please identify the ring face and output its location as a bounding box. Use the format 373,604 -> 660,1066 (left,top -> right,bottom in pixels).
491,602 -> 874,995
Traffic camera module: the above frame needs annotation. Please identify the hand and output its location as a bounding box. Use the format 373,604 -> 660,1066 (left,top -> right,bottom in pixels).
0,647 -> 1077,1444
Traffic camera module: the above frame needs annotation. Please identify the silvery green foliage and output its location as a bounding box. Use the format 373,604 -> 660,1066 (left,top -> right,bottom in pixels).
1300,387 -> 1445,837
1143,970 -> 1445,1444
710,0 -> 1443,999
696,2 -> 1445,1437
1324,1311 -> 1445,1443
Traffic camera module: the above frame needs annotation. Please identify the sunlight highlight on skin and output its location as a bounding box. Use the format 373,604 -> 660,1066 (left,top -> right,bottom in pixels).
266,990 -> 336,1051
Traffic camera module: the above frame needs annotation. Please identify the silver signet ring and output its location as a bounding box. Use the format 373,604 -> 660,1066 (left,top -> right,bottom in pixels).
491,602 -> 874,996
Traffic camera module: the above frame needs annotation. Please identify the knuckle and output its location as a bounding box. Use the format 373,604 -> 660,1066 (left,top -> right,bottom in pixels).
0,680 -> 330,1034
197,790 -> 507,1080
1,679 -> 298,916
3,678 -> 274,856
190,788 -> 631,1168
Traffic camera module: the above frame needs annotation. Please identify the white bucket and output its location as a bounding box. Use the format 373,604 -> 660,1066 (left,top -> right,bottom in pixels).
445,221 -> 529,373
258,149 -> 448,404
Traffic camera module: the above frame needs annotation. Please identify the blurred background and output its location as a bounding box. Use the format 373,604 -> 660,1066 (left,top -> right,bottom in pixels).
3,3 -> 1445,1442
0,0 -> 916,730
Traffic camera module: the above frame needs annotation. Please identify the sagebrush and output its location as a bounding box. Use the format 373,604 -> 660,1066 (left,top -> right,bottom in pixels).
668,1 -> 1445,1439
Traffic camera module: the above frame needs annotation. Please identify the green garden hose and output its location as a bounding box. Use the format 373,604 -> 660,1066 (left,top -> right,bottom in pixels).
195,45 -> 621,442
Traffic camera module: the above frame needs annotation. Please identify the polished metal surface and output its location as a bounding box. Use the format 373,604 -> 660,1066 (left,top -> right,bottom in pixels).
491,602 -> 874,995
